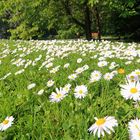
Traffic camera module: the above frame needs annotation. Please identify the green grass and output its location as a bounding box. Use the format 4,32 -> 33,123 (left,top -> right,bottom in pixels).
0,39 -> 140,140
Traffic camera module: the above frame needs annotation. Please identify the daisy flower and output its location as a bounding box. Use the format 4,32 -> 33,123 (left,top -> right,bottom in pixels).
27,83 -> 36,90
68,74 -> 77,80
45,62 -> 53,68
98,61 -> 108,67
0,116 -> 14,131
49,87 -> 67,102
90,70 -> 102,83
98,57 -> 106,61
128,118 -> 140,140
111,70 -> 118,76
82,64 -> 89,70
37,89 -> 44,95
88,116 -> 118,138
64,63 -> 70,68
126,73 -> 139,83
134,69 -> 140,79
74,85 -> 88,99
63,84 -> 71,93
50,68 -> 58,74
77,58 -> 82,63
0,72 -> 11,80
47,80 -> 54,87
125,61 -> 132,65
103,73 -> 114,81
15,69 -> 25,75
120,82 -> 140,101
75,67 -> 84,74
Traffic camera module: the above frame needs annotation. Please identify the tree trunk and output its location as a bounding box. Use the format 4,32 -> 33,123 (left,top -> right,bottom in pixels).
63,0 -> 92,40
84,4 -> 92,41
95,6 -> 101,41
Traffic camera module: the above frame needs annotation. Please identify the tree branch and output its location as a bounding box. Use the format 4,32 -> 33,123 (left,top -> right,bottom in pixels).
61,0 -> 85,28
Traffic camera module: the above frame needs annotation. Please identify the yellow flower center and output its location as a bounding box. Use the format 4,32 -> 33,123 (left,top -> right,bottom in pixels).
118,68 -> 125,74
130,76 -> 134,79
135,124 -> 139,129
79,90 -> 83,94
130,88 -> 138,94
56,93 -> 62,98
96,118 -> 106,126
95,74 -> 98,76
136,72 -> 140,75
65,87 -> 68,90
138,131 -> 140,136
2,120 -> 9,125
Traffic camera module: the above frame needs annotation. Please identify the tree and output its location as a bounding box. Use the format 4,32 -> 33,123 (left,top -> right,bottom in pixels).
60,0 -> 93,40
108,0 -> 140,40
0,0 -> 139,40
0,0 -> 92,40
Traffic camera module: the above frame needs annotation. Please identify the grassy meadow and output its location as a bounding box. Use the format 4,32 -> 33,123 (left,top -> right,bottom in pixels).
0,39 -> 140,140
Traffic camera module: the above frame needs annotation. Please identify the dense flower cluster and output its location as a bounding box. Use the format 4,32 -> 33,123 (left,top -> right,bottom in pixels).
0,39 -> 140,139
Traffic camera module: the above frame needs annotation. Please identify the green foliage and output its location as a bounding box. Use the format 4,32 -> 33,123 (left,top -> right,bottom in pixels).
57,25 -> 81,39
0,0 -> 139,40
88,0 -> 99,6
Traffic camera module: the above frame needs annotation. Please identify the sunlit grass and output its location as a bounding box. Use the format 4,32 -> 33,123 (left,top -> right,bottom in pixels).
0,39 -> 139,139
